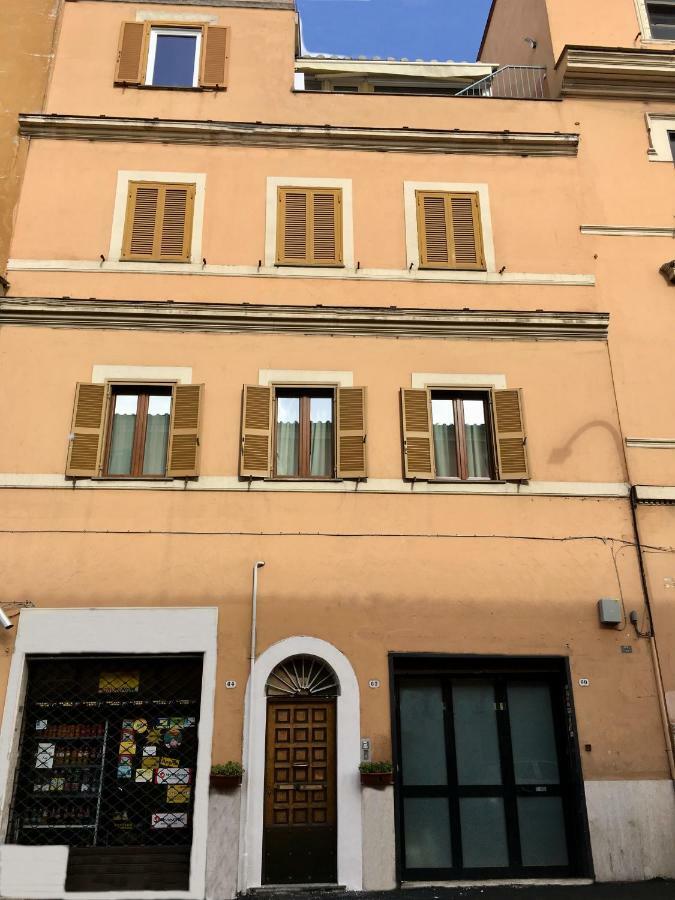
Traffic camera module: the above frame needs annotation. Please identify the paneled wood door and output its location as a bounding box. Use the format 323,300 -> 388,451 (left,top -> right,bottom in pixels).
263,700 -> 337,884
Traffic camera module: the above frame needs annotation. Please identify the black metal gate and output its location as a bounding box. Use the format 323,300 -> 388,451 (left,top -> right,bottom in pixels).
7,654 -> 203,891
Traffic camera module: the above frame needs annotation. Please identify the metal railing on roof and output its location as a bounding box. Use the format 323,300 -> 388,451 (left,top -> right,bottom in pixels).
456,65 -> 548,99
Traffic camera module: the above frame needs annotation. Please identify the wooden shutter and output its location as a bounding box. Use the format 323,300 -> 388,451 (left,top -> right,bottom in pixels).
277,187 -> 342,266
200,26 -> 229,88
65,383 -> 107,478
400,389 -> 435,480
114,22 -> 148,86
336,387 -> 367,479
167,384 -> 203,478
240,386 -> 272,478
122,182 -> 195,263
416,190 -> 485,270
492,388 -> 529,481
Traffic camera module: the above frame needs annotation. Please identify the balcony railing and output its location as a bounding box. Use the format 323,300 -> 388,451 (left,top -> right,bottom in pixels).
456,65 -> 548,100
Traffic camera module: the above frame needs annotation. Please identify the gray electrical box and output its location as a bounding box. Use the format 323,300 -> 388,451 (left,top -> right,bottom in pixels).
598,598 -> 622,626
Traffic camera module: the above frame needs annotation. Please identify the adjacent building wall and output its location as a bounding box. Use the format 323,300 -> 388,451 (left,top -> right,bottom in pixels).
0,0 -> 61,282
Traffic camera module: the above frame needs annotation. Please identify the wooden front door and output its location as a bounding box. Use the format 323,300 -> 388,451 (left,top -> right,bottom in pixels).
263,700 -> 337,884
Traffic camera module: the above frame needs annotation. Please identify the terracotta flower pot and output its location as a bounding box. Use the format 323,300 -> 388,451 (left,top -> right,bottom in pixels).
360,771 -> 393,788
210,773 -> 242,791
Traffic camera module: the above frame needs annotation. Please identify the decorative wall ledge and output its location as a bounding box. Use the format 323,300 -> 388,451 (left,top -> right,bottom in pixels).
559,46 -> 675,99
18,115 -> 580,157
0,297 -> 610,341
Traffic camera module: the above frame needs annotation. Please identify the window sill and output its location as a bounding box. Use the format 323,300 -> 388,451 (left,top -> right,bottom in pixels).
417,266 -> 488,273
429,478 -> 505,485
93,476 -> 175,482
264,477 -> 343,483
115,84 -> 226,92
275,263 -> 346,270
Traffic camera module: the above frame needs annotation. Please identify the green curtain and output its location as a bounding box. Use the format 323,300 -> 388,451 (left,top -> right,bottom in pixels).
310,421 -> 333,477
276,421 -> 299,476
465,424 -> 489,478
143,412 -> 170,475
433,423 -> 458,478
433,424 -> 489,478
108,413 -> 136,475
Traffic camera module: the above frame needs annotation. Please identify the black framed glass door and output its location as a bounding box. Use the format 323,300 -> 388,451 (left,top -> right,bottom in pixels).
394,660 -> 587,880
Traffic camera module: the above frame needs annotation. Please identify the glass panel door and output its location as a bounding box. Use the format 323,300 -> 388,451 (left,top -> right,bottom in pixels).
396,668 -> 577,880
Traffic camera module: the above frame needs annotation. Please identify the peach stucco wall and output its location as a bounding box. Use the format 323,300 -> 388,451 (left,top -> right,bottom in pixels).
0,0 -> 60,274
482,0 -> 674,67
0,326 -> 626,483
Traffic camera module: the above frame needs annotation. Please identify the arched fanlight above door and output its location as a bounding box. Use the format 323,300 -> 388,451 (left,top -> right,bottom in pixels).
266,655 -> 340,698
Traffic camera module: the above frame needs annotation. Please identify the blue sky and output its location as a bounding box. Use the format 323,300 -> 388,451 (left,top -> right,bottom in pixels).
297,0 -> 494,63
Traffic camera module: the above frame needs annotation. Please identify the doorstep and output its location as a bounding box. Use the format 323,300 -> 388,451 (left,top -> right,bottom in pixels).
402,880 -> 595,888
249,886 -> 346,895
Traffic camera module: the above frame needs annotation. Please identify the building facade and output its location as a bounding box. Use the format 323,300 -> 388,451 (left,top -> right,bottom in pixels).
0,0 -> 673,897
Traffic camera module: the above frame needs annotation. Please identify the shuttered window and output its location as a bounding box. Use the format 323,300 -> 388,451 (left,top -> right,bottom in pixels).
276,188 -> 343,266
121,182 -> 195,263
239,384 -> 366,479
401,387 -> 529,482
66,383 -> 202,480
416,190 -> 485,271
115,23 -> 229,89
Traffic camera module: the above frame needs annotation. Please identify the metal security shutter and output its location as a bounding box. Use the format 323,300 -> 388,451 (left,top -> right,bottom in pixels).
7,655 -> 203,892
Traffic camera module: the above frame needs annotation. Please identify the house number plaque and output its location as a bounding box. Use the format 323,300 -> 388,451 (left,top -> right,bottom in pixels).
368,680 -> 380,689
225,680 -> 237,689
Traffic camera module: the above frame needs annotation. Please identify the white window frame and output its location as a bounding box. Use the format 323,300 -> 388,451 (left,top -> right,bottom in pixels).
403,180 -> 496,273
264,176 -> 355,269
635,0 -> 675,41
108,170 -> 206,265
646,114 -> 675,160
146,26 -> 202,88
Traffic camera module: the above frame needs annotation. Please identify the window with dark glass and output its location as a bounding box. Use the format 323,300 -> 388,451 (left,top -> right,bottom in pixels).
105,387 -> 172,477
647,1 -> 675,39
669,130 -> 675,160
274,388 -> 334,478
431,391 -> 493,480
146,28 -> 201,88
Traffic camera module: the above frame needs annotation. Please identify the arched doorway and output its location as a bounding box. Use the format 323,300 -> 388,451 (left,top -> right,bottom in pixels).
263,656 -> 340,884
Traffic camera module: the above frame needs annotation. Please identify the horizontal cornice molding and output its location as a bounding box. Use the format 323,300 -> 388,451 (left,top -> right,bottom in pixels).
0,473 -> 629,499
581,225 -> 675,237
634,485 -> 675,505
559,46 -> 675,99
626,438 -> 675,449
6,258 -> 596,287
0,297 -> 609,341
18,114 -> 580,157
66,0 -> 295,8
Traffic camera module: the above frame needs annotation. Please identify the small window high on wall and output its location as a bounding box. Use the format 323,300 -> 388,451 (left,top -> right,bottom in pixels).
147,28 -> 202,88
647,1 -> 675,38
115,22 -> 229,89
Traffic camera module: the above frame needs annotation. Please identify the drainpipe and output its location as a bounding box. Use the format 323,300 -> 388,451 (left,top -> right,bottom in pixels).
242,561 -> 265,888
629,488 -> 675,782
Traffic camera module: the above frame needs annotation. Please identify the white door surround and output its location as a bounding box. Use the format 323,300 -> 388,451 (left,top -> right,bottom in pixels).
239,636 -> 363,891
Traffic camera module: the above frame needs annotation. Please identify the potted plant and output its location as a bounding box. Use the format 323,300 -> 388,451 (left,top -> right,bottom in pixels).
210,762 -> 244,790
359,761 -> 393,788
